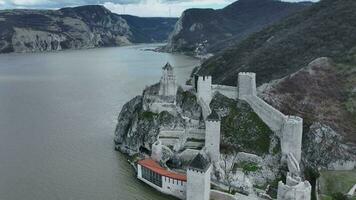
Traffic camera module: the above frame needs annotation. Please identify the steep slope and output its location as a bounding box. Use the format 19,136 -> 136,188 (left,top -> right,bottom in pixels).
0,5 -> 177,53
164,0 -> 311,54
197,0 -> 356,162
120,15 -> 177,43
260,57 -> 356,167
198,0 -> 356,86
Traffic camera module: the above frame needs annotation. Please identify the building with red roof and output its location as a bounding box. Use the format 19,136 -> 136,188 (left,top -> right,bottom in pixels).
137,159 -> 187,199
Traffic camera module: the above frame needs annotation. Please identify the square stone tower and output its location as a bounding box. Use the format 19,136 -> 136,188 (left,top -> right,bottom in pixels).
187,154 -> 212,200
205,110 -> 221,163
159,62 -> 177,97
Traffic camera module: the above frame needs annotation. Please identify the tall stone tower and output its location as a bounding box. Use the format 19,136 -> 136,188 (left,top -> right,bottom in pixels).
238,72 -> 256,99
197,75 -> 212,104
187,154 -> 212,200
159,62 -> 177,97
205,110 -> 221,162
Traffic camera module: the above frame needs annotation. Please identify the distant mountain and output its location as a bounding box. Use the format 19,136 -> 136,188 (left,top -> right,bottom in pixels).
120,15 -> 177,43
0,5 -> 177,53
197,0 -> 356,154
164,0 -> 311,54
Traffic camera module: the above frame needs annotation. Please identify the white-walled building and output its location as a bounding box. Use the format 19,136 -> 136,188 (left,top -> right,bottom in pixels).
137,159 -> 187,199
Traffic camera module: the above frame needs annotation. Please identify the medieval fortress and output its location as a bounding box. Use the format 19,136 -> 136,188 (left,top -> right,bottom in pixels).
137,63 -> 311,200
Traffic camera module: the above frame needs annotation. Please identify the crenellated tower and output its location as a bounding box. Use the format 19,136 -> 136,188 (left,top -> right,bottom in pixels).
159,62 -> 177,97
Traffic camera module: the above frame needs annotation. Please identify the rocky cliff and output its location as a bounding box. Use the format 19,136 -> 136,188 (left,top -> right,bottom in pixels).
0,5 -> 177,53
164,0 -> 311,55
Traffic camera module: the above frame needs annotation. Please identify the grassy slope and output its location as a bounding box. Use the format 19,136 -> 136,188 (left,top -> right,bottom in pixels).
319,170 -> 356,199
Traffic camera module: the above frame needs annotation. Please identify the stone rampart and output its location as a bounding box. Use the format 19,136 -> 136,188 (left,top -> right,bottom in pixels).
238,72 -> 303,163
244,95 -> 286,133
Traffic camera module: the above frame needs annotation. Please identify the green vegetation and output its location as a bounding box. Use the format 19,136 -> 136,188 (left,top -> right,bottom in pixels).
138,111 -> 157,121
319,170 -> 356,199
235,161 -> 262,174
210,93 -> 273,155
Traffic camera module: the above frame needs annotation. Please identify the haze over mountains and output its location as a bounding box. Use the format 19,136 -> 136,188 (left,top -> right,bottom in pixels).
0,5 -> 177,53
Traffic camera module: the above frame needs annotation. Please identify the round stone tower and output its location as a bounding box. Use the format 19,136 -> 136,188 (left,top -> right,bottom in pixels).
151,140 -> 163,162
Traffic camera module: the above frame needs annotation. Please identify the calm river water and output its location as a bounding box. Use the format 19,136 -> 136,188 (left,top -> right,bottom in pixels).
0,44 -> 199,200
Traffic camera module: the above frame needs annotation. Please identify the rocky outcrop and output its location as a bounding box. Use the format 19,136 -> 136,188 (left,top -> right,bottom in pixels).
164,0 -> 311,55
114,86 -> 195,155
0,5 -> 177,53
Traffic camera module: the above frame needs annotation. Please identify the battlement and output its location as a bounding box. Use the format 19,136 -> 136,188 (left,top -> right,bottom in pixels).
198,76 -> 212,82
197,76 -> 213,105
285,116 -> 303,124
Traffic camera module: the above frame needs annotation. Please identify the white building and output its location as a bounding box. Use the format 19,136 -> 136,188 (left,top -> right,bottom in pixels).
205,110 -> 221,163
159,62 -> 177,97
187,154 -> 212,200
137,159 -> 187,199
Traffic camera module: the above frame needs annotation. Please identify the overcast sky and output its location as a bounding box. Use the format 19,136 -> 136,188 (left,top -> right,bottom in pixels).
0,0 -> 319,17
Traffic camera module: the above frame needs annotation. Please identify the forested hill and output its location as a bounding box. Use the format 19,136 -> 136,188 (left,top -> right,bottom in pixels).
164,0 -> 311,54
198,0 -> 356,86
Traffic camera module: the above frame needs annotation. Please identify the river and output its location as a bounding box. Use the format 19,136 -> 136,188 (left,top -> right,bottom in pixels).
0,44 -> 199,200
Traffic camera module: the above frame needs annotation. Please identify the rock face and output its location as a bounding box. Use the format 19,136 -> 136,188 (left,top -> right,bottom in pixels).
164,0 -> 310,55
0,5 -> 177,53
114,86 -> 197,155
260,57 -> 356,169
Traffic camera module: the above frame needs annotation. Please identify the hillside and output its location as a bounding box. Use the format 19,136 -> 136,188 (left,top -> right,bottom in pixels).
197,0 -> 356,159
164,0 -> 311,55
120,15 -> 177,43
0,5 -> 177,53
198,0 -> 356,86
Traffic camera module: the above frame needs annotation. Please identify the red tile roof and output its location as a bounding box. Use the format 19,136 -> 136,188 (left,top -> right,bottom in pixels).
138,159 -> 187,181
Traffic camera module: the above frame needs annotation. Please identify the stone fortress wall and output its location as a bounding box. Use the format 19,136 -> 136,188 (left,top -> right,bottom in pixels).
194,72 -> 303,163
237,73 -> 303,163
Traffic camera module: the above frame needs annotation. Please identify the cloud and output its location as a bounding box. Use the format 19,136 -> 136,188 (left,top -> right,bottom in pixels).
0,0 -> 319,17
103,0 -> 234,17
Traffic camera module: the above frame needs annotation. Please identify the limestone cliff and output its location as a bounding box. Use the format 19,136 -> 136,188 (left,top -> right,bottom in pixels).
0,5 -> 177,53
114,86 -> 199,155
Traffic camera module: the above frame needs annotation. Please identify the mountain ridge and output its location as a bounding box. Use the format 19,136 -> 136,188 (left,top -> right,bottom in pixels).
0,5 -> 177,53
164,0 -> 311,55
